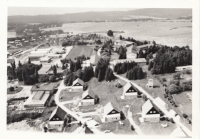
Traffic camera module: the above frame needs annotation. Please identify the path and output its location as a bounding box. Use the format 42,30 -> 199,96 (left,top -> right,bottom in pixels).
114,73 -> 192,137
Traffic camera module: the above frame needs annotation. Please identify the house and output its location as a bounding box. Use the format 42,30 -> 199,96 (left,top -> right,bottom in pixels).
175,65 -> 192,72
48,107 -> 66,131
122,82 -> 137,99
70,78 -> 84,92
141,99 -> 160,122
102,102 -> 120,122
81,90 -> 95,106
81,60 -> 91,68
23,91 -> 51,108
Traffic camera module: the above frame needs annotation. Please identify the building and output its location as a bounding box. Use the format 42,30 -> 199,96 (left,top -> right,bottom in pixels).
48,107 -> 66,131
102,102 -> 120,122
28,53 -> 45,61
23,91 -> 51,108
40,57 -> 51,63
141,99 -> 160,122
70,78 -> 84,92
81,90 -> 95,106
175,65 -> 192,72
48,54 -> 62,59
122,82 -> 137,99
31,83 -> 56,94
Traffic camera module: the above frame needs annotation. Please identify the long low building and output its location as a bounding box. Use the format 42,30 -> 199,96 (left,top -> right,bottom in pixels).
23,91 -> 50,108
175,65 -> 192,72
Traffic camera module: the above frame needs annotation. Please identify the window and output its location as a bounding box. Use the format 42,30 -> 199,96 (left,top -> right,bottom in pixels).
154,111 -> 156,113
150,111 -> 152,113
56,118 -> 59,120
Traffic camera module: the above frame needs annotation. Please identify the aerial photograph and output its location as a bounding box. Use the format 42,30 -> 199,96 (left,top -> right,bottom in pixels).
7,7 -> 192,137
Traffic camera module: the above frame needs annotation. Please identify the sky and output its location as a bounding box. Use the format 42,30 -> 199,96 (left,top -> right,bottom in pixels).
8,7 -> 138,16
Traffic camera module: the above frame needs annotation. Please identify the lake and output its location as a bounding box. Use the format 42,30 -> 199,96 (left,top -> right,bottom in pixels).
42,21 -> 192,48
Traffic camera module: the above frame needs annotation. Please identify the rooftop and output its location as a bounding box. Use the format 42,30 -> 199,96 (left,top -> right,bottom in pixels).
31,82 -> 57,91
38,65 -> 51,75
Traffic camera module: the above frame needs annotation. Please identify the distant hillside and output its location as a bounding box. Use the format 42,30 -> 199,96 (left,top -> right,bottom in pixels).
8,8 -> 192,24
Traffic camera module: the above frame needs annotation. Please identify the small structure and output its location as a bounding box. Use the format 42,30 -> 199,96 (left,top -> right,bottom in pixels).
141,99 -> 160,122
146,79 -> 153,88
48,107 -> 66,131
70,78 -> 84,92
122,82 -> 137,99
81,90 -> 95,106
102,102 -> 120,122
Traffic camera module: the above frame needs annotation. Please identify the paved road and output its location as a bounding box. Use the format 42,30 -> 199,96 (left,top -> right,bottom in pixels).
114,73 -> 192,137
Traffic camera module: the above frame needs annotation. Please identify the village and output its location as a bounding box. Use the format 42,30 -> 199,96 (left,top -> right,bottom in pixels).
7,26 -> 192,136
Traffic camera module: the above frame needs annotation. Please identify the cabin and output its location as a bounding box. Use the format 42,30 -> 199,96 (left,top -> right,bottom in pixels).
81,90 -> 95,106
175,65 -> 192,72
70,78 -> 84,92
122,82 -> 137,99
102,102 -> 120,122
48,107 -> 66,131
141,99 -> 160,122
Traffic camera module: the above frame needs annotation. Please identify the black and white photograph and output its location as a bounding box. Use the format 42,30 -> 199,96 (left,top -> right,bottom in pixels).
0,0 -> 199,139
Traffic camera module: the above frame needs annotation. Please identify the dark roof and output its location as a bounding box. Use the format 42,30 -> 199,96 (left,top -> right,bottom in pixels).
49,107 -> 66,121
31,83 -> 56,91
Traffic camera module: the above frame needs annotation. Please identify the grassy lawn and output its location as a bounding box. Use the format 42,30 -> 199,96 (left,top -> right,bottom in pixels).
173,92 -> 191,104
66,46 -> 94,60
7,87 -> 23,94
100,119 -> 137,134
139,121 -> 176,136
59,89 -> 83,102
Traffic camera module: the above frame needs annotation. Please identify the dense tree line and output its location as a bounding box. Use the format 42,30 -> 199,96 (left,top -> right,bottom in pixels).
9,61 -> 42,85
100,40 -> 113,59
119,35 -> 149,46
114,61 -> 137,74
64,66 -> 94,86
94,59 -> 115,82
126,66 -> 144,80
148,46 -> 192,74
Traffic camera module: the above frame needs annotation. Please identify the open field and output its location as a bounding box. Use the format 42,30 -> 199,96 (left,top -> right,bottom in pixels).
100,119 -> 137,134
42,22 -> 192,48
66,46 -> 94,60
59,89 -> 83,102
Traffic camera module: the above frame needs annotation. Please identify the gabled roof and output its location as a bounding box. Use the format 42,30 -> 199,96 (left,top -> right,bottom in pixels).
72,78 -> 84,86
123,82 -> 137,94
142,99 -> 154,115
82,90 -> 94,99
49,107 -> 66,121
103,102 -> 118,116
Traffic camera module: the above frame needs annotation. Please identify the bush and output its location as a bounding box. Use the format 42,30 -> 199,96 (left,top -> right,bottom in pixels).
39,75 -> 49,83
115,83 -> 122,88
9,87 -> 14,91
49,75 -> 56,82
183,113 -> 188,119
168,84 -> 182,94
162,78 -> 167,82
